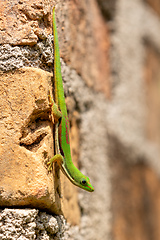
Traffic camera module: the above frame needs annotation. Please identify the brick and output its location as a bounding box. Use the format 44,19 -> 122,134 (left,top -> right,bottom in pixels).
144,42 -> 160,146
111,141 -> 160,240
56,0 -> 110,97
0,67 -> 81,224
0,0 -> 53,45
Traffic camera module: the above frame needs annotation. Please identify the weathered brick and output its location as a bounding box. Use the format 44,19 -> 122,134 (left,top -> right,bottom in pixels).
111,140 -> 160,240
0,0 -> 53,45
56,0 -> 110,97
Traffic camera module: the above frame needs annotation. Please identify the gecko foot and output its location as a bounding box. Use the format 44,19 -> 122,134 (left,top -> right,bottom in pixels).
47,161 -> 53,172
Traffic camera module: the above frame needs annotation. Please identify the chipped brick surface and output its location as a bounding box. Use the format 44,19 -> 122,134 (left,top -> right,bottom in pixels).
0,0 -> 53,45
0,68 -> 62,214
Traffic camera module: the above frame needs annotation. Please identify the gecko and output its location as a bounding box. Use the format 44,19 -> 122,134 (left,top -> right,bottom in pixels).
47,8 -> 94,192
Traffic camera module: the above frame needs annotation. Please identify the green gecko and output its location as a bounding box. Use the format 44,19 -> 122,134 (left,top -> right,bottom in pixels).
47,8 -> 94,192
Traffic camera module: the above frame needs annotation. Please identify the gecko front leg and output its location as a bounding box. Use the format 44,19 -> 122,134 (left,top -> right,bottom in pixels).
48,90 -> 62,123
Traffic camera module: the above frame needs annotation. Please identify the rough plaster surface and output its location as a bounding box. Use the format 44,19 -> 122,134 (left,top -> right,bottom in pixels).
0,38 -> 53,72
107,0 -> 160,171
0,208 -> 67,240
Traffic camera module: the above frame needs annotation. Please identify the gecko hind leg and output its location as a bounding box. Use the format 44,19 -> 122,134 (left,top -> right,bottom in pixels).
47,154 -> 64,198
47,154 -> 63,172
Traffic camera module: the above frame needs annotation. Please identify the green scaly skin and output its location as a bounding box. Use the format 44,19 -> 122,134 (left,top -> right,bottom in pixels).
47,8 -> 94,192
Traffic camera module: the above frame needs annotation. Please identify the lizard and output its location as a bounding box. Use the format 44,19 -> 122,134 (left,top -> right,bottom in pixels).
47,7 -> 94,192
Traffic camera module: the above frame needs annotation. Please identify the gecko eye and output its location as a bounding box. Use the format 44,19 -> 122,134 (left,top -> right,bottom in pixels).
81,179 -> 87,185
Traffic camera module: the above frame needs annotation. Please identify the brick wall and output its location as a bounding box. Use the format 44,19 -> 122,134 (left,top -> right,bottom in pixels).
0,0 -> 160,239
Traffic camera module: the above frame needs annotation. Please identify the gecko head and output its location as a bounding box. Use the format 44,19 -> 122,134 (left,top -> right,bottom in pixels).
79,176 -> 94,192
